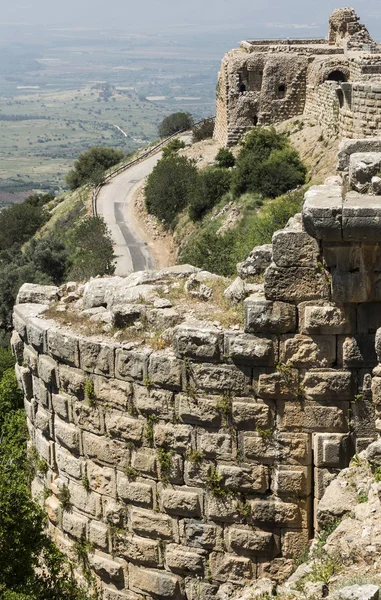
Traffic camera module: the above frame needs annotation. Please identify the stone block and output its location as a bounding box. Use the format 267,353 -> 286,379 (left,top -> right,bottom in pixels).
302,370 -> 353,401
217,464 -> 269,493
349,152 -> 381,192
154,423 -> 192,453
280,334 -> 336,368
224,333 -> 278,366
47,328 -> 79,367
16,282 -> 58,305
264,264 -> 330,304
79,338 -> 115,377
87,460 -> 116,496
281,529 -> 310,559
232,399 -> 273,430
314,467 -> 338,500
198,432 -> 232,459
117,474 -> 154,507
62,510 -> 88,538
133,385 -> 174,420
54,417 -> 80,454
129,565 -> 182,598
165,544 -> 204,573
115,348 -> 151,382
93,376 -> 133,410
302,184 -> 343,242
26,317 -> 50,351
38,355 -> 58,386
299,301 -> 355,335
17,365 -> 33,401
105,412 -> 144,443
173,322 -> 223,362
372,377 -> 381,405
89,520 -> 109,550
209,552 -> 253,583
35,429 -> 52,464
58,364 -> 86,397
184,459 -> 212,488
184,520 -> 220,549
32,375 -> 50,407
242,432 -> 311,466
207,495 -> 241,522
331,585 -> 379,600
226,526 -> 275,555
358,303 -> 381,333
89,552 -> 124,582
161,487 -> 202,517
272,228 -> 320,268
277,401 -> 349,433
114,533 -> 160,566
131,448 -> 157,477
82,432 -> 130,470
176,394 -> 221,427
68,481 -> 102,517
73,402 -> 104,434
338,334 -> 376,367
250,498 -> 303,527
23,345 -> 38,373
131,508 -> 177,541
237,244 -> 272,279
313,433 -> 352,468
257,369 -> 299,401
244,294 -> 296,334
10,330 -> 24,365
271,466 -> 310,497
148,352 -> 182,389
190,363 -> 250,395
34,404 -> 52,437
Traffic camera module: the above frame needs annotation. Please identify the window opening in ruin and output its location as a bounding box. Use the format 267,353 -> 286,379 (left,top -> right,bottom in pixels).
253,115 -> 258,126
278,84 -> 286,99
240,83 -> 247,93
336,88 -> 344,108
326,70 -> 347,83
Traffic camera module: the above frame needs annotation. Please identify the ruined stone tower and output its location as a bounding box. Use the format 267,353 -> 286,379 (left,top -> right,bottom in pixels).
214,8 -> 381,146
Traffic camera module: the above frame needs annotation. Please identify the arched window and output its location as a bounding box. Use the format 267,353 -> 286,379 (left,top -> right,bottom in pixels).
326,70 -> 347,83
278,84 -> 286,99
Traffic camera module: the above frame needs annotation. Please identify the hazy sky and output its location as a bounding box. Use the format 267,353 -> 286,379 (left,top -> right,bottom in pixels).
1,0 -> 380,38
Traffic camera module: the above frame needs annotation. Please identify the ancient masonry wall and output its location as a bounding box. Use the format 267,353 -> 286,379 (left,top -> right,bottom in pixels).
12,179 -> 381,597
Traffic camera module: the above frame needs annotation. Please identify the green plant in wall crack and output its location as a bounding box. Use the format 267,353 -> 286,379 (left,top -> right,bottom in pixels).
144,376 -> 154,391
157,447 -> 173,483
206,468 -> 227,498
82,474 -> 91,492
125,466 -> 139,481
57,483 -> 71,511
217,393 -> 233,427
28,445 -> 49,476
186,449 -> 205,464
145,414 -> 159,447
256,425 -> 273,440
84,378 -> 97,407
74,536 -> 95,584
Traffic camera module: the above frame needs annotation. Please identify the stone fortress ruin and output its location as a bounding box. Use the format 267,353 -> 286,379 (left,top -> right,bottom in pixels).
214,8 -> 381,146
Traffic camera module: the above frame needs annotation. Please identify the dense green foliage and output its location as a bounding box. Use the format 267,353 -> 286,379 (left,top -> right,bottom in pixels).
158,112 -> 193,138
68,216 -> 115,280
145,154 -> 198,229
192,118 -> 215,142
215,147 -> 235,168
66,146 -> 124,190
232,127 -> 306,197
188,168 -> 231,221
0,196 -> 50,252
0,360 -> 91,599
161,139 -> 186,159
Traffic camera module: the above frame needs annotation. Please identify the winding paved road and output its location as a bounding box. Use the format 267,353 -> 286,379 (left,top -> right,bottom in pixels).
97,152 -> 162,276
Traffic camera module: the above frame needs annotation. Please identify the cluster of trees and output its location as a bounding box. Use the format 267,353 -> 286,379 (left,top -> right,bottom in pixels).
0,348 -> 91,599
158,112 -> 215,142
145,126 -> 306,231
66,146 -> 124,190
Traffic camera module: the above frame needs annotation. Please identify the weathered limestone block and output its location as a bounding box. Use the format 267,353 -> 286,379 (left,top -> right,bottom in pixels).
299,301 -> 355,335
302,185 -> 343,242
250,498 -> 304,527
271,466 -> 310,497
371,376 -> 381,405
55,417 -> 80,454
89,520 -> 109,550
199,432 -> 232,459
17,364 -> 33,401
45,495 -> 61,526
232,399 -> 273,430
148,352 -> 182,389
349,152 -> 381,192
145,307 -> 182,331
173,323 -> 223,362
111,304 -> 144,329
133,386 -> 174,420
35,429 -> 53,465
375,327 -> 381,362
87,460 -> 116,496
313,433 -> 352,468
338,334 -> 376,367
93,376 -> 133,410
129,565 -> 182,598
55,445 -> 83,479
268,256 -> 331,300
314,467 -> 338,501
114,533 -> 160,566
89,552 -> 124,582
117,474 -> 154,507
272,228 -> 320,268
115,347 -> 151,382
32,375 -> 50,407
331,585 -> 379,600
13,303 -> 49,339
10,330 -> 24,365
184,520 -> 221,550
131,508 -> 177,541
224,333 -> 278,365
302,370 -> 354,400
244,293 -> 296,334
47,328 -> 79,367
131,448 -> 157,477
154,423 -> 192,453
237,244 -> 272,279
242,432 -> 311,466
280,334 -> 336,368
105,412 -> 144,443
16,282 -> 58,305
217,464 -> 269,493
209,552 -> 253,583
226,526 -> 275,555
62,510 -> 88,539
190,363 -> 250,395
207,495 -> 241,522
26,317 -> 50,351
82,431 -> 130,470
161,487 -> 202,517
58,364 -> 86,396
102,588 -> 142,600
81,277 -> 122,309
79,338 -> 116,377
277,401 -> 349,432
176,394 -> 221,427
68,480 -> 102,517
257,369 -> 299,400
73,402 -> 104,434
34,404 -> 52,437
165,544 -> 204,573
184,459 -> 213,488
38,354 -> 57,386
23,344 -> 38,373
185,579 -> 218,600
159,452 -> 183,484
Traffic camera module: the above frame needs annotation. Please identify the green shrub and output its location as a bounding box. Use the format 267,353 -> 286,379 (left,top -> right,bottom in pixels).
162,138 -> 186,159
0,201 -> 48,252
189,168 -> 231,221
192,118 -> 215,142
145,155 -> 198,229
215,147 -> 235,168
158,112 -> 193,138
67,216 -> 115,280
66,146 -> 124,190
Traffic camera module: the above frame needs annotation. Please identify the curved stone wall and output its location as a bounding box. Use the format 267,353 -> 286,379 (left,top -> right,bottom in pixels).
12,173 -> 381,598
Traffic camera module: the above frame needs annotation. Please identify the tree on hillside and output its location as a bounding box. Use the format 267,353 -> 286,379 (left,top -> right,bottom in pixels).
158,112 -> 193,138
0,202 -> 48,252
66,146 -> 124,190
67,216 -> 115,280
